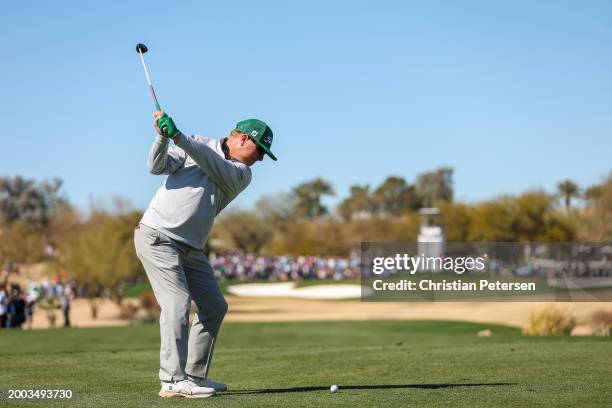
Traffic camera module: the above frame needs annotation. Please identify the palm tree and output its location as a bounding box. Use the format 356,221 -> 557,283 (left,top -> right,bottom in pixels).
557,179 -> 580,212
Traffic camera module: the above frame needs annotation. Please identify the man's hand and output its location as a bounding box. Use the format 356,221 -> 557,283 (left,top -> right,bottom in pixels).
154,111 -> 179,138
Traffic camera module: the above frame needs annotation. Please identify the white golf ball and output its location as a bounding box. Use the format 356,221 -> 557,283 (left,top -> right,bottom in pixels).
330,385 -> 338,393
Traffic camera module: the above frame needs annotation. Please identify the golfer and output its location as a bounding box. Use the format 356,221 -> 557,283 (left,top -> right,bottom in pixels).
134,111 -> 277,398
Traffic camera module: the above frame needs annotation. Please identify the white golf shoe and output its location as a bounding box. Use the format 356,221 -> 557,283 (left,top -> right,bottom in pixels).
188,376 -> 228,392
158,379 -> 215,398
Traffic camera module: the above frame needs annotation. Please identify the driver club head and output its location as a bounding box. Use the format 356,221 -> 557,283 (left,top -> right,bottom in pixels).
135,43 -> 148,54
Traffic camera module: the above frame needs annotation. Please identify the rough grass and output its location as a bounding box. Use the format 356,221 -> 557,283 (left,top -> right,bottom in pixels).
0,321 -> 610,407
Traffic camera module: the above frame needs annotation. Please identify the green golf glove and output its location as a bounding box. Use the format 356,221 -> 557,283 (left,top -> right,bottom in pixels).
157,113 -> 178,138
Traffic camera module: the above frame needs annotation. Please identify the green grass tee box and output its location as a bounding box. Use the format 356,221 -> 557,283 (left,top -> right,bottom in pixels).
0,321 -> 610,407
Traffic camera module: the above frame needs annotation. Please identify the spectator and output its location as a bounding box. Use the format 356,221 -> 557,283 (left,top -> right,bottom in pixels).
62,284 -> 75,328
7,286 -> 26,329
0,285 -> 8,328
25,289 -> 37,330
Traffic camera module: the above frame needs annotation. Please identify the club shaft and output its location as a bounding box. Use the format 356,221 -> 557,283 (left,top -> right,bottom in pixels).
138,50 -> 152,86
150,85 -> 161,111
139,50 -> 161,111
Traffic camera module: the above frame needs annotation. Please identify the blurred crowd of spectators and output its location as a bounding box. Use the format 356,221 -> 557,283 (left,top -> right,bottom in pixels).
206,251 -> 611,281
0,283 -> 36,329
489,258 -> 612,279
209,251 -> 361,281
0,279 -> 75,330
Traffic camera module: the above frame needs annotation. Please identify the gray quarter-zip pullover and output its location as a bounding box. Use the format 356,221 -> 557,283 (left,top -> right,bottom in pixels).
140,133 -> 251,249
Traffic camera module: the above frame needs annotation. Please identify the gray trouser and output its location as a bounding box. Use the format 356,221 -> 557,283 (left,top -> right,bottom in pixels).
134,224 -> 227,382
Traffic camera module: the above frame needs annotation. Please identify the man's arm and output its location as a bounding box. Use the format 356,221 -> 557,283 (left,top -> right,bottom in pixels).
148,111 -> 187,175
148,135 -> 187,175
173,132 -> 251,196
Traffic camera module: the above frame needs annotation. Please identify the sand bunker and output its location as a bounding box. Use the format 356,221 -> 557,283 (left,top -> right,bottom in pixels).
227,282 -> 367,299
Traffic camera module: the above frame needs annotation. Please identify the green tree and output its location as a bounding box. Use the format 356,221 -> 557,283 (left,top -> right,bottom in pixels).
437,202 -> 472,241
415,167 -> 454,207
468,200 -> 516,242
342,214 -> 419,250
46,200 -> 80,250
338,184 -> 375,221
584,184 -> 602,205
292,178 -> 335,219
58,209 -> 144,315
0,176 -> 73,267
468,192 -> 575,242
0,176 -> 66,228
255,194 -> 297,231
214,210 -> 273,253
372,177 -> 419,216
514,192 -> 574,241
578,173 -> 612,241
0,221 -> 47,265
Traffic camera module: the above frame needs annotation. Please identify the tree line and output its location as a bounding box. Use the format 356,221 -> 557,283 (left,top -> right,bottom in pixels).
213,169 -> 612,255
0,179 -> 142,313
0,169 -> 610,308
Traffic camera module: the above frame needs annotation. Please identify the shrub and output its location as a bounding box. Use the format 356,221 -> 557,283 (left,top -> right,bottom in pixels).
38,296 -> 60,328
140,291 -> 160,323
118,302 -> 140,320
523,305 -> 576,335
591,310 -> 612,336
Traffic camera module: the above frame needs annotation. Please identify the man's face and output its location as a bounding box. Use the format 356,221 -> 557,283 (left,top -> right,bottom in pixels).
239,135 -> 265,166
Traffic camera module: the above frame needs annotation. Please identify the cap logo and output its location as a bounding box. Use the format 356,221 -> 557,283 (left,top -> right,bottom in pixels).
251,130 -> 258,137
264,136 -> 272,144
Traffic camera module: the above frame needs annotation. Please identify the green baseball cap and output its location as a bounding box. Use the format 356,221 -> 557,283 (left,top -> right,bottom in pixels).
235,119 -> 277,161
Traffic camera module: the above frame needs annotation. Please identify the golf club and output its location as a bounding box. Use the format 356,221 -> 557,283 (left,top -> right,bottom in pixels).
135,43 -> 161,111
136,43 -> 169,134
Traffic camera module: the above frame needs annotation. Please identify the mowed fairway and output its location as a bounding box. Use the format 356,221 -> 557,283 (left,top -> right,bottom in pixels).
1,321 -> 611,407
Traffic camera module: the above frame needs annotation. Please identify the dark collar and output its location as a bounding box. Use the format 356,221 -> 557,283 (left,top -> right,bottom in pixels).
221,138 -> 231,160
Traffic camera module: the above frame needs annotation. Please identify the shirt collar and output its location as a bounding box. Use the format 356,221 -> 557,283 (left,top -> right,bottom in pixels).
221,138 -> 234,160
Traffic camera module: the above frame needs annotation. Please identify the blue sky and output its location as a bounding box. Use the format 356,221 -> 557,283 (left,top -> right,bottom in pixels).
2,0 -> 611,212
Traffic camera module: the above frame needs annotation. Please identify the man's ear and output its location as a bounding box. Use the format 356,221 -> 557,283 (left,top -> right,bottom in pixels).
240,134 -> 249,145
